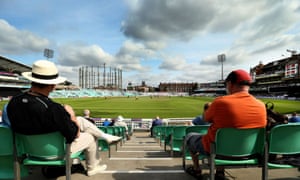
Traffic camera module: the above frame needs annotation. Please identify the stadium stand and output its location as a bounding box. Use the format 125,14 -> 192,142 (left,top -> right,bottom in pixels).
0,56 -> 31,97
1,54 -> 300,98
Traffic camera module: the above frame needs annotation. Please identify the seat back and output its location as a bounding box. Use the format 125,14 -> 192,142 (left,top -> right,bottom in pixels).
0,125 -> 14,156
162,126 -> 174,151
98,126 -> 107,133
210,128 -> 267,180
164,126 -> 174,139
172,126 -> 188,139
268,123 -> 300,155
114,126 -> 122,136
152,126 -> 162,139
119,126 -> 126,140
0,125 -> 28,179
182,125 -> 210,169
215,128 -> 265,157
16,132 -> 66,161
169,126 -> 188,156
106,126 -> 115,135
15,131 -> 79,180
186,125 -> 210,135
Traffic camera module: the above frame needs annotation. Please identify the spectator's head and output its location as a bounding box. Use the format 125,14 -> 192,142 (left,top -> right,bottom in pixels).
292,112 -> 297,116
203,102 -> 211,111
224,69 -> 252,94
84,109 -> 90,117
225,69 -> 252,85
117,115 -> 124,121
22,60 -> 66,85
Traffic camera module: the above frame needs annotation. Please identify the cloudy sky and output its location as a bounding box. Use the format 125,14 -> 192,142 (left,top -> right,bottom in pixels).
1,0 -> 300,88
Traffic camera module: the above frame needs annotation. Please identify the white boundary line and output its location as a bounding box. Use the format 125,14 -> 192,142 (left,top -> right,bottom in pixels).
122,145 -> 160,147
99,170 -> 185,174
117,150 -> 166,153
120,146 -> 161,148
109,157 -> 173,160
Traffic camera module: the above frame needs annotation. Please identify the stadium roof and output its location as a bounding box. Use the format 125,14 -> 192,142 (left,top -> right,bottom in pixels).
0,55 -> 31,74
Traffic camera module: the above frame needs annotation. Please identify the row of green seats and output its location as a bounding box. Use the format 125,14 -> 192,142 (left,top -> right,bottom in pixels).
152,125 -> 210,157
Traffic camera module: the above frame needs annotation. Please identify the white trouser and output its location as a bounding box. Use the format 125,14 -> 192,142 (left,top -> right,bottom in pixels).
77,116 -> 107,138
71,132 -> 100,170
71,117 -> 109,170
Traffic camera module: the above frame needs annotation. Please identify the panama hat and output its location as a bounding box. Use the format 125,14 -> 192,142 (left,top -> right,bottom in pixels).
117,115 -> 124,121
22,60 -> 66,85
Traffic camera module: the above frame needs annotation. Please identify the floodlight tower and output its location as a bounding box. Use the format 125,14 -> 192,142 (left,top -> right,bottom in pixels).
218,54 -> 226,80
287,49 -> 297,55
44,48 -> 54,60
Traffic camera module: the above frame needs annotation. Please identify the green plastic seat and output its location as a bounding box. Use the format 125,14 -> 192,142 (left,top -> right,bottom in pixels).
152,126 -> 160,139
155,125 -> 168,146
119,126 -> 127,142
114,126 -> 122,137
106,126 -> 116,135
113,126 -> 125,147
98,126 -> 107,133
163,126 -> 174,151
0,125 -> 28,179
15,131 -> 83,180
98,139 -> 111,157
170,126 -> 188,156
152,126 -> 162,141
206,128 -> 267,180
185,125 -> 210,135
182,125 -> 210,169
97,126 -> 121,157
268,123 -> 300,169
97,126 -> 111,157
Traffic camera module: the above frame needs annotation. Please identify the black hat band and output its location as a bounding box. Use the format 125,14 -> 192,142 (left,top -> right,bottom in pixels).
32,72 -> 59,80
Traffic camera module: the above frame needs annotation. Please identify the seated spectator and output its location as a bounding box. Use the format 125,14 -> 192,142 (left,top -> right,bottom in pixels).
109,119 -> 115,126
185,69 -> 266,179
83,109 -> 95,124
150,116 -> 163,137
192,103 -> 211,126
192,116 -> 209,126
114,115 -> 130,140
102,119 -> 111,126
7,60 -> 121,176
289,112 -> 300,123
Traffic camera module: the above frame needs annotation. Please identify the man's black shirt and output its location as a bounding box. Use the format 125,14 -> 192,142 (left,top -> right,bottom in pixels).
7,92 -> 78,143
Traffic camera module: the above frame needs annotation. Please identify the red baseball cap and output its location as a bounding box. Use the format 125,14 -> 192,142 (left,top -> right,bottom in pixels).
225,69 -> 252,85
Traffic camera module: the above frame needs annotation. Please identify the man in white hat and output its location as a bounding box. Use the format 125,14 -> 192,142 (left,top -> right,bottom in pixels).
114,115 -> 130,140
7,60 -> 121,176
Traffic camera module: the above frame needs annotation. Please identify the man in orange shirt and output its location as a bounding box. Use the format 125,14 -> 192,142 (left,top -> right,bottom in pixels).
185,69 -> 267,179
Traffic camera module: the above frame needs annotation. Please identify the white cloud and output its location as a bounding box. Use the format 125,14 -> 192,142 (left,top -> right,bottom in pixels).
1,0 -> 300,87
0,19 -> 49,55
57,43 -> 113,66
159,56 -> 187,70
122,0 -> 216,42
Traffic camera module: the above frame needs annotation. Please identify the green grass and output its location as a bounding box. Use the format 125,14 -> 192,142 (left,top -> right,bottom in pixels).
1,96 -> 300,118
53,96 -> 214,118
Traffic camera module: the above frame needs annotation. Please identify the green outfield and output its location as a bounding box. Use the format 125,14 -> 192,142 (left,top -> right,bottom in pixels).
2,96 -> 299,119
